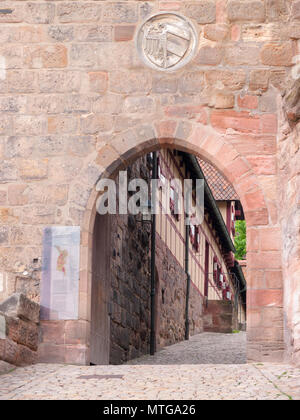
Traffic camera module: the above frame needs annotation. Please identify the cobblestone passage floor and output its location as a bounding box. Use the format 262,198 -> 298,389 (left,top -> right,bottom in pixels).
127,332 -> 247,364
0,333 -> 299,400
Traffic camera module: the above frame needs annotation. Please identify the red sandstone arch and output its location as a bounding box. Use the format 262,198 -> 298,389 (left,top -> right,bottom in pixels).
76,121 -> 284,364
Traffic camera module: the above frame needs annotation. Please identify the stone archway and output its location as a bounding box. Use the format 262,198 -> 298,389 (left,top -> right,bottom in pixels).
75,121 -> 284,365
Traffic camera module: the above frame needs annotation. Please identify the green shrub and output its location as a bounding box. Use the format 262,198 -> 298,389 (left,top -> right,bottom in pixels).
234,220 -> 246,260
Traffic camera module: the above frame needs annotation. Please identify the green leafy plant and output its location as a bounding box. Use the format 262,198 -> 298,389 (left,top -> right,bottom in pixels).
234,220 -> 246,260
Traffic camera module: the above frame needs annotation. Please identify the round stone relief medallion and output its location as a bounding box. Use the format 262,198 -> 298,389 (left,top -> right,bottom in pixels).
136,12 -> 198,72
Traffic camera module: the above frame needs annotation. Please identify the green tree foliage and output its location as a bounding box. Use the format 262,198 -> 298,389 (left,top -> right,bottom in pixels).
234,220 -> 246,260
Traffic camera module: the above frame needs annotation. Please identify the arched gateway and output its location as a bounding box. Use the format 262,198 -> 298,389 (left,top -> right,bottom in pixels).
0,0 -> 299,366
39,124 -> 284,365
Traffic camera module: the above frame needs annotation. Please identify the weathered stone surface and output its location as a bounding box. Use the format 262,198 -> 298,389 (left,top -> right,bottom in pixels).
74,25 -> 113,42
102,3 -> 138,23
227,1 -> 265,22
57,3 -> 101,23
24,44 -> 68,68
0,0 -> 298,367
88,72 -> 108,93
260,43 -> 293,66
204,24 -> 229,41
203,301 -> 234,333
249,69 -> 269,92
0,360 -> 15,374
152,74 -> 179,94
283,78 -> 300,123
266,0 -> 289,22
184,2 -> 216,24
0,293 -> 39,324
224,44 -> 260,66
205,69 -> 246,90
291,1 -> 300,20
196,45 -> 224,66
114,25 -> 136,42
25,3 -> 55,25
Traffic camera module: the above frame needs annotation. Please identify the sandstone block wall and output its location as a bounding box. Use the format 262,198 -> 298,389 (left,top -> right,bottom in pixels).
0,293 -> 39,366
204,300 -> 234,333
278,82 -> 300,366
0,0 -> 299,364
108,156 -> 203,364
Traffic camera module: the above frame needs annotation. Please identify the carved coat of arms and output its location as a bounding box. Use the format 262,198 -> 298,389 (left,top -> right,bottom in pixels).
137,13 -> 197,71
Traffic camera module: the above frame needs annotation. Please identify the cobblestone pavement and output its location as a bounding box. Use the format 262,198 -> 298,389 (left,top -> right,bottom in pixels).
0,332 -> 299,400
127,332 -> 247,364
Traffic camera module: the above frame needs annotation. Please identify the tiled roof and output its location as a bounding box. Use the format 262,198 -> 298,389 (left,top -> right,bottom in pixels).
198,158 -> 239,201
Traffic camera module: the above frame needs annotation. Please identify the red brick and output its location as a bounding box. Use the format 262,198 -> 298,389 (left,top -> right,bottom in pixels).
224,44 -> 260,66
65,320 -> 88,345
65,345 -> 87,364
40,321 -> 65,345
226,134 -> 276,156
224,156 -> 250,179
249,70 -> 269,92
238,95 -> 258,110
248,252 -> 282,270
244,190 -> 266,210
195,45 -> 224,65
214,143 -> 239,165
247,228 -> 260,252
155,120 -> 177,139
261,114 -> 277,134
211,110 -> 261,133
184,2 -> 216,24
205,69 -> 246,91
247,156 -> 276,175
247,270 -> 265,289
88,72 -> 108,93
245,208 -> 269,226
247,326 -> 283,343
38,343 -> 66,363
114,25 -> 136,41
165,105 -> 208,121
247,289 -> 283,308
216,0 -> 226,23
247,308 -> 262,328
159,2 -> 182,11
179,72 -> 204,94
203,24 -> 229,41
265,271 -> 283,289
261,307 -> 283,328
291,1 -> 300,20
213,92 -> 235,109
227,0 -> 265,22
259,228 -> 281,251
231,24 -> 240,41
261,43 -> 294,67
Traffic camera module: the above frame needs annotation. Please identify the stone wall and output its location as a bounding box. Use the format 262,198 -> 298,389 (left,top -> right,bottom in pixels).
0,0 -> 299,363
0,293 -> 39,366
108,156 -> 152,364
155,236 -> 204,350
108,155 -> 203,363
278,82 -> 300,366
203,300 -> 234,334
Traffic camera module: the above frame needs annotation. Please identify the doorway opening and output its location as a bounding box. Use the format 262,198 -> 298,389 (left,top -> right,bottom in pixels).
89,148 -> 247,365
